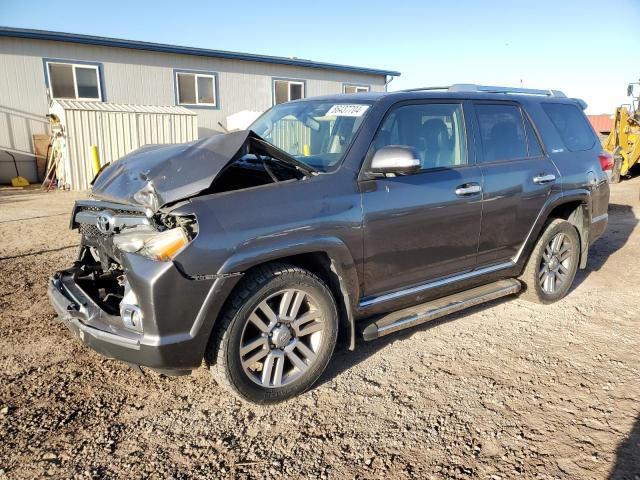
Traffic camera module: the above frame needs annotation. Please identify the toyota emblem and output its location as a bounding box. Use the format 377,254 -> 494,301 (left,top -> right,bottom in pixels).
96,211 -> 114,234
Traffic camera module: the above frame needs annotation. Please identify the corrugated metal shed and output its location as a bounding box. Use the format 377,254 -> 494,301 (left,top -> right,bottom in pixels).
50,100 -> 198,190
53,100 -> 196,114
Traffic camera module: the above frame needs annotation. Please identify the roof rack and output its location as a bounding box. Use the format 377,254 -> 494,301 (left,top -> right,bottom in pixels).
401,84 -> 567,98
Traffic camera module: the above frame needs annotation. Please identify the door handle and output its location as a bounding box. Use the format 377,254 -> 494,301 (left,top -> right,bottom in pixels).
455,183 -> 482,196
533,174 -> 556,184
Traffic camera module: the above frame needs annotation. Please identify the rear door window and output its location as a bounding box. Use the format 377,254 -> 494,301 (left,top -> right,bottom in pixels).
475,104 -> 528,162
542,103 -> 596,151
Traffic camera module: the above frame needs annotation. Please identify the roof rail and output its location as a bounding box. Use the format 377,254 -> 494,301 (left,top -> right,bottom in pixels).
400,84 -> 567,98
401,86 -> 451,92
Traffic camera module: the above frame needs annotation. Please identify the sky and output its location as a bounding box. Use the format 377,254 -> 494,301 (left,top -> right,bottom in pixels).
2,0 -> 639,114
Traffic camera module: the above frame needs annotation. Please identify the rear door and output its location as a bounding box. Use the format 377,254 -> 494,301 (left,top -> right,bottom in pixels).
472,102 -> 561,265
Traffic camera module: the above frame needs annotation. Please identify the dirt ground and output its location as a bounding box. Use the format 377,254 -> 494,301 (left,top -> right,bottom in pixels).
0,178 -> 639,480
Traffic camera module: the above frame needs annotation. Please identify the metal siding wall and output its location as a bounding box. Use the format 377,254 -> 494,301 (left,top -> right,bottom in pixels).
0,37 -> 387,183
0,38 -> 51,181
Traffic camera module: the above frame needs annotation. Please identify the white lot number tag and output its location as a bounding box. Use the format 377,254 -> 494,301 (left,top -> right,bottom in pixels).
325,104 -> 369,117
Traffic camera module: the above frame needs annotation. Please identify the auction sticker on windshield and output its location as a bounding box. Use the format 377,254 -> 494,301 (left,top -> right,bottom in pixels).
325,104 -> 369,117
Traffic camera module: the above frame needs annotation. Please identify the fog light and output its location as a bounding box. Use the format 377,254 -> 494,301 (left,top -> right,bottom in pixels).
122,305 -> 143,332
119,279 -> 143,333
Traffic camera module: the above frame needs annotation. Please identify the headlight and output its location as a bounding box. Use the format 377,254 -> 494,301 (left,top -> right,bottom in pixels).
113,227 -> 189,261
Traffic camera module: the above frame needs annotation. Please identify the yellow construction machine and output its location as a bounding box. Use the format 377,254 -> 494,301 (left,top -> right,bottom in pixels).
604,79 -> 640,183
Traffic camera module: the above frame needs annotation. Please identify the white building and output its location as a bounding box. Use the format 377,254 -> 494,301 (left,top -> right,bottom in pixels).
0,27 -> 399,183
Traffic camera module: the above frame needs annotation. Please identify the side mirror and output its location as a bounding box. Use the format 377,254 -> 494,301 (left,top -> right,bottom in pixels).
369,146 -> 421,176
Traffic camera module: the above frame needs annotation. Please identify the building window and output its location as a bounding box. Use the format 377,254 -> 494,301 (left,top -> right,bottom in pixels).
343,84 -> 370,94
273,79 -> 305,105
45,61 -> 102,101
175,71 -> 217,107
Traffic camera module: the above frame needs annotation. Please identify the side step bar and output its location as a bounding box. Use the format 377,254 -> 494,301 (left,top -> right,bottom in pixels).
361,279 -> 521,341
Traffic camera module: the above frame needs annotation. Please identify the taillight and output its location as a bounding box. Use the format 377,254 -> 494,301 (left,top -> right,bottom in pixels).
598,152 -> 614,171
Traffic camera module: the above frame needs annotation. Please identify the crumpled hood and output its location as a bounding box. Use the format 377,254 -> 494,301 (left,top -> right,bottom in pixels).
91,130 -> 311,210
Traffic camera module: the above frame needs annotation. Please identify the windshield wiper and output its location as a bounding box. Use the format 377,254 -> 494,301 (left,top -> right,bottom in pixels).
257,155 -> 280,182
249,132 -> 318,176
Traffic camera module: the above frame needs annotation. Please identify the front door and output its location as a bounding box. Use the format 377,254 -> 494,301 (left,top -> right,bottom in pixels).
360,101 -> 483,297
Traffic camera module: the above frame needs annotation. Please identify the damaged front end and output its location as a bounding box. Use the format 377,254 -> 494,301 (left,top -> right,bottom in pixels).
68,200 -> 198,323
90,129 -> 314,213
48,130 -> 298,372
48,198 -> 213,373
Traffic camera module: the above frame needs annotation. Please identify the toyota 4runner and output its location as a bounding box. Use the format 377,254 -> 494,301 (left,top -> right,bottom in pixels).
48,84 -> 611,403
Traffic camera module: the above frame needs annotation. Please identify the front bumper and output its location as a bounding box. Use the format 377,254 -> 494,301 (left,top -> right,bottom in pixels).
48,274 -> 143,361
48,253 -> 242,372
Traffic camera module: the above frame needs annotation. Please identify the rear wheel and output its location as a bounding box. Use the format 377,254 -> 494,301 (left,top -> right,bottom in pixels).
207,263 -> 338,404
519,219 -> 580,304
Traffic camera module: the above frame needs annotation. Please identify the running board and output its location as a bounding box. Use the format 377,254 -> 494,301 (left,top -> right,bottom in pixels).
361,279 -> 521,341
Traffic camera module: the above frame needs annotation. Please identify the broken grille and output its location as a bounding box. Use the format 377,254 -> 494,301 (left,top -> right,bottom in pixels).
76,206 -> 146,217
78,223 -> 104,239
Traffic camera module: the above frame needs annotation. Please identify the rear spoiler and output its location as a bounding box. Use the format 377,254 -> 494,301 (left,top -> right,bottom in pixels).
571,98 -> 588,110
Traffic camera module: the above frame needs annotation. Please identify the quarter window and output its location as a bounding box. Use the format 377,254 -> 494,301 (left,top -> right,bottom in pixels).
476,104 -> 528,162
343,85 -> 370,94
176,72 -> 217,106
374,103 -> 467,170
46,61 -> 102,101
274,79 -> 305,105
542,103 -> 596,151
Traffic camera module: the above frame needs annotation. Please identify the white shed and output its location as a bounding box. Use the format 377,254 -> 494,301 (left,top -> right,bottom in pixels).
49,100 -> 198,190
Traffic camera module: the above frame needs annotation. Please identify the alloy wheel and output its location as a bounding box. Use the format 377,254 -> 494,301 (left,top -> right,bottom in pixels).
239,289 -> 325,388
539,232 -> 573,294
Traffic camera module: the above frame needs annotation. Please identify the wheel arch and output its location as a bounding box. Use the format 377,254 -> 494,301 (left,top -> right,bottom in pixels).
215,238 -> 360,351
546,200 -> 589,268
516,192 -> 590,271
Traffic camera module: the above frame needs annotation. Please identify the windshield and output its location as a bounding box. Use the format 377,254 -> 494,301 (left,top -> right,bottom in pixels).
249,100 -> 372,172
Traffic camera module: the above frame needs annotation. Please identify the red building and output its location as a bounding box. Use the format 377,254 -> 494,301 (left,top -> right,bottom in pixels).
588,114 -> 614,136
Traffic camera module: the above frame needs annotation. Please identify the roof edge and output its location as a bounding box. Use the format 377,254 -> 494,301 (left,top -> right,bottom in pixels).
50,99 -> 197,115
0,26 -> 401,77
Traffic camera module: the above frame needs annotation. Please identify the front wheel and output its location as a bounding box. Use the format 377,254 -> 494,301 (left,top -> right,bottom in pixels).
519,219 -> 580,304
207,263 -> 338,404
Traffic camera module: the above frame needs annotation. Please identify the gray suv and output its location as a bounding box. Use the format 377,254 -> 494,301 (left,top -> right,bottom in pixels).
49,84 -> 611,403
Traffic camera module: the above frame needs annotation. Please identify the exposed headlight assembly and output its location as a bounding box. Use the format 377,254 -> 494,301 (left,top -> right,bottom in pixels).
113,227 -> 190,261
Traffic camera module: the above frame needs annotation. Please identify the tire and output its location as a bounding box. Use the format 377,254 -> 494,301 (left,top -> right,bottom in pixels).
207,263 -> 338,404
518,219 -> 580,304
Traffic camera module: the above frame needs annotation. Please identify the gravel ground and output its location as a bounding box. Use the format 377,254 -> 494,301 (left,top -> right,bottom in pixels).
0,179 -> 639,479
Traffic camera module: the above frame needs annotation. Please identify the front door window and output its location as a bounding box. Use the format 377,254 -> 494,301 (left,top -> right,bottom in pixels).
373,103 -> 467,170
